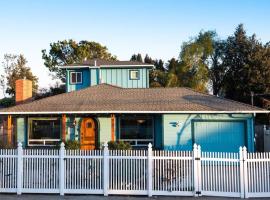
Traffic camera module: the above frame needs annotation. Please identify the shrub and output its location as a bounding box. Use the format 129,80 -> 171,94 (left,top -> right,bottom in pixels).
107,140 -> 132,150
0,141 -> 14,149
0,97 -> 15,108
65,140 -> 80,149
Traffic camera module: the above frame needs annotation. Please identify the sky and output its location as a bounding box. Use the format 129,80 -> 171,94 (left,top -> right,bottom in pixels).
0,0 -> 269,95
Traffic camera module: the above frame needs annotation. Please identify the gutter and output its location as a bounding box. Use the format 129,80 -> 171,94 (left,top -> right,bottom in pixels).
0,110 -> 268,115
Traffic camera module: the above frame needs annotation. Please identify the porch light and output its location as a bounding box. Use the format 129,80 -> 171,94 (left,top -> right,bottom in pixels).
137,119 -> 146,124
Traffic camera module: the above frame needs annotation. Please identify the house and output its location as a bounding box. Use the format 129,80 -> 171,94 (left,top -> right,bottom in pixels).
0,59 -> 267,152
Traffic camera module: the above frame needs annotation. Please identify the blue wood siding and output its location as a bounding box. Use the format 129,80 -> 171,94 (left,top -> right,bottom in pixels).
100,68 -> 149,88
66,67 -> 150,92
163,114 -> 254,152
90,68 -> 99,86
66,69 -> 90,92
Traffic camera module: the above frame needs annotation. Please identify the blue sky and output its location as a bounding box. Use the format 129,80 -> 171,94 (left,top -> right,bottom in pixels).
0,0 -> 269,92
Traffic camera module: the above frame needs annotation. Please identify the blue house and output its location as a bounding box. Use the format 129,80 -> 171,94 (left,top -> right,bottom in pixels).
0,59 -> 267,152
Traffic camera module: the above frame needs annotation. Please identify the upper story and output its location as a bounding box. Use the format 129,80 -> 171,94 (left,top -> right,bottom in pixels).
60,59 -> 154,92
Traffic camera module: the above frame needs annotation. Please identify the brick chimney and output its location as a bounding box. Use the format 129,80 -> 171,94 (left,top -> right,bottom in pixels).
15,79 -> 32,104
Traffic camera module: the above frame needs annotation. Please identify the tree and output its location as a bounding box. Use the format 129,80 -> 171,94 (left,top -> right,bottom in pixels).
130,53 -> 143,62
1,54 -> 38,96
222,24 -> 270,103
177,31 -> 216,92
42,40 -> 116,82
144,54 -> 154,64
34,82 -> 65,100
209,40 -> 227,95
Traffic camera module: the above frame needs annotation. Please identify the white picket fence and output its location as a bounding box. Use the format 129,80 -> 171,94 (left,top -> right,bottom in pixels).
0,143 -> 270,198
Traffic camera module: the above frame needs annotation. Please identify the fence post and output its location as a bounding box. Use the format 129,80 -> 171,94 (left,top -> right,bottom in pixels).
59,142 -> 65,196
17,142 -> 23,195
197,145 -> 202,196
239,147 -> 244,198
243,147 -> 248,198
103,142 -> 109,196
193,144 -> 198,197
147,143 -> 153,197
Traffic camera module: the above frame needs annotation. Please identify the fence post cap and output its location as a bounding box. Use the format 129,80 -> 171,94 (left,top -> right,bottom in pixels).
103,142 -> 108,147
17,142 -> 22,148
60,142 -> 65,148
148,143 -> 152,148
243,146 -> 247,151
193,143 -> 197,148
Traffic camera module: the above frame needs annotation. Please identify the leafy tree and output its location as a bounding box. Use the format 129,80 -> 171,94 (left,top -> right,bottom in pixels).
144,54 -> 154,64
165,58 -> 180,87
209,40 -> 227,95
222,24 -> 270,103
154,59 -> 166,71
1,54 -> 38,96
34,82 -> 66,100
176,31 -> 216,92
130,53 -> 143,62
42,40 -> 116,82
0,97 -> 15,108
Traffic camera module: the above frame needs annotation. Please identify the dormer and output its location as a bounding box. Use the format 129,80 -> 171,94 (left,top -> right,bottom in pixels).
60,59 -> 153,92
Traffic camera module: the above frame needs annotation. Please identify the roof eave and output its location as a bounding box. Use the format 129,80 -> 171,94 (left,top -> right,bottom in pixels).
0,110 -> 268,115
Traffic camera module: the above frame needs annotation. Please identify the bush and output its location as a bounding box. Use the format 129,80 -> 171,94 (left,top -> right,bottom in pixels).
0,141 -> 14,149
0,97 -> 15,108
107,140 -> 132,150
65,140 -> 80,149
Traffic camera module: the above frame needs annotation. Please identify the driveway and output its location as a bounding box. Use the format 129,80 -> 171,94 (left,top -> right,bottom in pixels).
0,195 -> 267,200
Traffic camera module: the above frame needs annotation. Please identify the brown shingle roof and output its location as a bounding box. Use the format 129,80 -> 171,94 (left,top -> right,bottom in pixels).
62,58 -> 153,67
0,84 -> 266,114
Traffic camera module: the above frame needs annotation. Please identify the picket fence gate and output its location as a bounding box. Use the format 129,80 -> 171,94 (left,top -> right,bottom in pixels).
0,142 -> 270,198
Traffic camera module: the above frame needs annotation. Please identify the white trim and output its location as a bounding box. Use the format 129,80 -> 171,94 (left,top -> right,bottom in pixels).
70,71 -> 82,84
59,65 -> 90,69
129,69 -> 140,80
0,110 -> 268,114
100,64 -> 153,68
59,65 -> 153,69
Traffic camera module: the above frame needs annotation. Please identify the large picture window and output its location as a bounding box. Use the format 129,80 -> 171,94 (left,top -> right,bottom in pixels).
119,116 -> 153,146
70,72 -> 82,84
28,118 -> 61,146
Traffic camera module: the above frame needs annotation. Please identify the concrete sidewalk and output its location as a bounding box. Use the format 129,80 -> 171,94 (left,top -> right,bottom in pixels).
0,195 -> 267,200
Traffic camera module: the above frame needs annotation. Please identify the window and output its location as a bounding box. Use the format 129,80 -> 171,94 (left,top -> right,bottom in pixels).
129,70 -> 140,80
70,72 -> 82,84
119,116 -> 153,146
28,118 -> 61,146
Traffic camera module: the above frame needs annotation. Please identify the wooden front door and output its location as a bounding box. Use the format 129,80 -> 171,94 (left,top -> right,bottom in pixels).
80,118 -> 96,150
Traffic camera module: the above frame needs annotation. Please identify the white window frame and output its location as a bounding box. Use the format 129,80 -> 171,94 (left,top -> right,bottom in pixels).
70,71 -> 83,84
129,70 -> 140,80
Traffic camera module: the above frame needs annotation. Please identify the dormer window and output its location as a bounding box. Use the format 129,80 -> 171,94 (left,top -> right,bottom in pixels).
129,70 -> 140,80
70,72 -> 82,84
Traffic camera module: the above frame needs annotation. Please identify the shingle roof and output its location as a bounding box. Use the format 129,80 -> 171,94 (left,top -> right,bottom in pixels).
0,84 -> 267,114
62,58 -> 153,67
